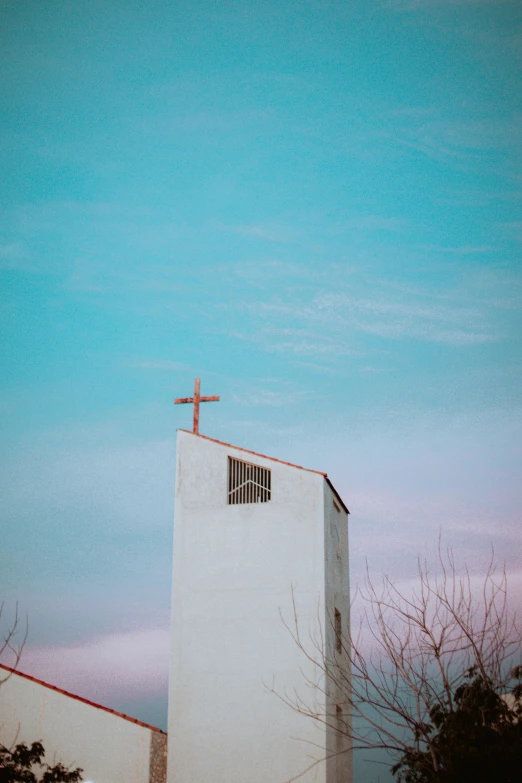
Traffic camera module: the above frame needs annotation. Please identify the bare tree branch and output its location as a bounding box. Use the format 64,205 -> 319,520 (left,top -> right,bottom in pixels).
274,544 -> 522,781
0,602 -> 28,685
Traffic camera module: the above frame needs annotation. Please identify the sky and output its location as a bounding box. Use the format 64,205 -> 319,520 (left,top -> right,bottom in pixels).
0,0 -> 521,779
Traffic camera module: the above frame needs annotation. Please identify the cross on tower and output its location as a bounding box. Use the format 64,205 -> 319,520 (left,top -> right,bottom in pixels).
174,378 -> 220,435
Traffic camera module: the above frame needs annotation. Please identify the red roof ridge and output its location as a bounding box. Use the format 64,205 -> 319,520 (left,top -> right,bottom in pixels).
0,664 -> 166,734
179,430 -> 349,514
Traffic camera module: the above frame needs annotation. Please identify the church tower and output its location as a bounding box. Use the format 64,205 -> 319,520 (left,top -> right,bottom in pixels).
168,382 -> 352,783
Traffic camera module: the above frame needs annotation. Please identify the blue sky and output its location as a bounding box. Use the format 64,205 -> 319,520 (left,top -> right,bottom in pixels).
1,0 -> 521,778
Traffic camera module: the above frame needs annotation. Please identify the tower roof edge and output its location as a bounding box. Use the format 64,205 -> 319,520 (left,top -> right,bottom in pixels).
177,429 -> 350,514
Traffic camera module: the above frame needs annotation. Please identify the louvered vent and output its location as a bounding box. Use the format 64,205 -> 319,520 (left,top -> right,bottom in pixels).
228,457 -> 271,505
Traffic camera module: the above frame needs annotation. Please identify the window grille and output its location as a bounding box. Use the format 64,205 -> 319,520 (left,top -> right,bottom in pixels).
336,705 -> 343,754
228,457 -> 271,505
334,608 -> 342,654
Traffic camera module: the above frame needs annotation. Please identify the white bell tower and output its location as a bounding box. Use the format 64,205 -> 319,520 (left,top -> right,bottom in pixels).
168,384 -> 352,783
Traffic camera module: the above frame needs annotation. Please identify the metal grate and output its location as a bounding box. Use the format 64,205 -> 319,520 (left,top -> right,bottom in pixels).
336,705 -> 344,754
228,456 -> 271,505
334,608 -> 342,654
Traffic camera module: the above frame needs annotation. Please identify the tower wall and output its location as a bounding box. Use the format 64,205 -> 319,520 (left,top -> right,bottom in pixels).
324,481 -> 352,783
168,430 -> 350,783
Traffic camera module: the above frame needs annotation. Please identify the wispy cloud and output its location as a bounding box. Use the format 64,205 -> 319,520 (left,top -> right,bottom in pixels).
229,323 -> 360,357
384,0 -> 516,9
163,107 -> 276,134
0,242 -> 24,261
417,245 -> 497,254
129,359 -> 189,371
378,111 -> 522,170
359,322 -> 495,345
342,291 -> 500,344
1,201 -> 197,281
62,259 -> 109,293
245,273 -> 510,349
340,215 -> 409,232
20,628 -> 169,704
269,333 -> 358,356
232,384 -> 317,407
499,221 -> 522,241
222,223 -> 294,243
433,189 -> 522,207
0,242 -> 30,271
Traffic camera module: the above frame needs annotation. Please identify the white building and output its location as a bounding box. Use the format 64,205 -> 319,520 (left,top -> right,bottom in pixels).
0,414 -> 352,783
168,429 -> 352,783
0,665 -> 167,783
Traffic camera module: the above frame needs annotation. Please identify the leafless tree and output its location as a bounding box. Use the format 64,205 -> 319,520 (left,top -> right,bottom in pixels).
0,602 -> 28,686
273,542 -> 522,781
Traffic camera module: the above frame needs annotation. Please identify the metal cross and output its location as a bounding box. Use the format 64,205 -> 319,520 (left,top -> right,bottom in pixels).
174,378 -> 220,435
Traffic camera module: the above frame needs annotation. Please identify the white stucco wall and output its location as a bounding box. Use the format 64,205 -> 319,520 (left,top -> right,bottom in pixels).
324,482 -> 352,783
0,668 -> 163,783
168,430 -> 350,783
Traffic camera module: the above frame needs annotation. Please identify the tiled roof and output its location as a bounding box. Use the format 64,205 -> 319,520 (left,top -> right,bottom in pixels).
180,430 -> 350,514
0,664 -> 166,734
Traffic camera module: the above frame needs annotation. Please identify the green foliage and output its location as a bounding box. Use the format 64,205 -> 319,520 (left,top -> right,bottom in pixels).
392,668 -> 522,783
0,742 -> 83,783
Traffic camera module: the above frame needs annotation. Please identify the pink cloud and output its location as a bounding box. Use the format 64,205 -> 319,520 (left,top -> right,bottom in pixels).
19,628 -> 169,706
